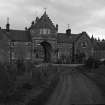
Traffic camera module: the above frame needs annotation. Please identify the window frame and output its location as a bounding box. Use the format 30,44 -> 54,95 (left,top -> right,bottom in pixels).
39,28 -> 51,34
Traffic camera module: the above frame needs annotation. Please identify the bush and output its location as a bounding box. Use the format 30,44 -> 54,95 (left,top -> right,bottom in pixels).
0,64 -> 14,100
0,61 -> 59,104
0,62 -> 26,101
85,57 -> 100,69
22,83 -> 32,90
16,60 -> 25,75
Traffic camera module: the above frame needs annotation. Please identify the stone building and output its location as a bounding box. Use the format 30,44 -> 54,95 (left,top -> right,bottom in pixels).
29,11 -> 58,62
0,11 -> 104,63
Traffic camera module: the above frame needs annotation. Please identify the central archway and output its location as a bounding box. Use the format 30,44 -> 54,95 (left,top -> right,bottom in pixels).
40,41 -> 52,63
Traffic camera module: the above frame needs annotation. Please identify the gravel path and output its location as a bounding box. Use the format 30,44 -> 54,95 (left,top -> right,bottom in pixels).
46,71 -> 105,104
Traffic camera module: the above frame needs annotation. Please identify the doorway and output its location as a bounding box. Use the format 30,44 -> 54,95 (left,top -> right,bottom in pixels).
40,41 -> 52,63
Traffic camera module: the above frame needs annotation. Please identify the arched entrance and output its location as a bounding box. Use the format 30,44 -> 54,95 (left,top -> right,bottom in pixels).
40,41 -> 52,63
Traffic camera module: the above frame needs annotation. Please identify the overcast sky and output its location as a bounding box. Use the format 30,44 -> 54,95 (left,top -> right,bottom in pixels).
0,0 -> 105,39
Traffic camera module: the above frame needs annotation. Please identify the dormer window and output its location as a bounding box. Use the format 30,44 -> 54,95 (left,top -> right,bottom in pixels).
40,28 -> 51,34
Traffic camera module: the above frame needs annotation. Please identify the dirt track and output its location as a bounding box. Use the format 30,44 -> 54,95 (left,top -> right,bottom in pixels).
46,71 -> 105,104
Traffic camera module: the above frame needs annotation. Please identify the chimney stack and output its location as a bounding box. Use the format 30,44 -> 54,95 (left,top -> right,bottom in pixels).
66,24 -> 71,36
6,17 -> 10,32
81,31 -> 87,35
66,29 -> 71,36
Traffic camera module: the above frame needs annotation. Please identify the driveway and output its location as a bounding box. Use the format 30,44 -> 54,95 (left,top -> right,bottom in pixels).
46,71 -> 105,104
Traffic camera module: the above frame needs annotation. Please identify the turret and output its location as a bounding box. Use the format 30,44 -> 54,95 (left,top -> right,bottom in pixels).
56,24 -> 58,32
35,17 -> 39,23
31,21 -> 34,27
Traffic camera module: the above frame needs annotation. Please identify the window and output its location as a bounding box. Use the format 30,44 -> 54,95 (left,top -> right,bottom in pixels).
43,29 -> 47,34
40,29 -> 51,34
81,41 -> 87,48
40,29 -> 42,34
10,42 -> 14,47
47,29 -> 51,34
12,52 -> 15,59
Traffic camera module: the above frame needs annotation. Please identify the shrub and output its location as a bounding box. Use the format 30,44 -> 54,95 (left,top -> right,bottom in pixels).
85,57 -> 100,69
0,64 -> 14,100
16,60 -> 25,75
22,83 -> 32,90
103,60 -> 105,65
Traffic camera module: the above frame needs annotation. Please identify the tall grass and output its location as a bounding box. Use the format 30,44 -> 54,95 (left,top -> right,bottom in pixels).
0,61 -> 59,104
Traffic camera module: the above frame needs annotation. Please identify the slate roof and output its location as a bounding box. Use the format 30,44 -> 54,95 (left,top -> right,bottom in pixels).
96,42 -> 105,50
2,29 -> 32,42
90,38 -> 105,50
57,33 -> 82,43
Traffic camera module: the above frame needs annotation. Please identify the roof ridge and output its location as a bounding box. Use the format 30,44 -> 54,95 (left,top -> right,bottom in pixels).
2,29 -> 27,32
1,29 -> 31,42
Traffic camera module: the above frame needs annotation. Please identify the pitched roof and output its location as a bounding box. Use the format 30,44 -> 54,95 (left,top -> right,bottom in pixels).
57,33 -> 82,43
2,29 -> 32,42
0,30 -> 9,52
96,41 -> 105,50
90,38 -> 104,50
30,12 -> 56,30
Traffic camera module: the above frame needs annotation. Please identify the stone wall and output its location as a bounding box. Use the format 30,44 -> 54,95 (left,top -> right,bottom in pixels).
9,42 -> 32,62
